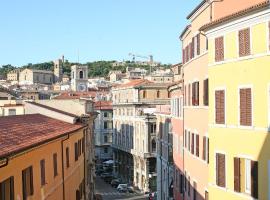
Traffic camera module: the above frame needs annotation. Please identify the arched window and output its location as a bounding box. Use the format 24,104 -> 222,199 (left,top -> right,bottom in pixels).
79,71 -> 84,79
152,139 -> 156,152
157,90 -> 160,98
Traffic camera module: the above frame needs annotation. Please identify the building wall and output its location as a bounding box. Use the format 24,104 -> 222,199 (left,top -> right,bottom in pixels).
182,5 -> 211,200
207,10 -> 270,200
0,129 -> 86,200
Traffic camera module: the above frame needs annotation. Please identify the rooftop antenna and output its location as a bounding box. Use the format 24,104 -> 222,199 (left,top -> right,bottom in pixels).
77,49 -> 80,64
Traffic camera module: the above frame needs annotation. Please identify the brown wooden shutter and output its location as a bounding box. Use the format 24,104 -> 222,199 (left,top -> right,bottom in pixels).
30,166 -> 34,195
203,137 -> 206,160
192,83 -> 195,106
215,37 -> 224,62
185,86 -> 187,106
196,134 -> 199,157
240,88 -> 252,126
40,159 -> 46,186
239,28 -> 250,57
192,37 -> 195,58
188,84 -> 191,106
216,153 -> 226,187
251,161 -> 258,199
204,79 -> 209,106
197,34 -> 200,55
196,82 -> 199,106
191,133 -> 194,154
215,90 -> 225,124
182,49 -> 185,64
234,157 -> 241,192
75,142 -> 78,161
53,153 -> 58,177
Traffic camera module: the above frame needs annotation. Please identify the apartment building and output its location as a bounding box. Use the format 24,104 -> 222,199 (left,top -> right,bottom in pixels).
94,101 -> 113,162
112,79 -> 170,192
7,69 -> 21,81
0,114 -> 87,200
181,2 -> 211,199
201,1 -> 270,199
156,104 -> 174,200
24,99 -> 97,199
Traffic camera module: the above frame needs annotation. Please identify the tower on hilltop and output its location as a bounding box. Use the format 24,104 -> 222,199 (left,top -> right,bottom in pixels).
53,55 -> 64,83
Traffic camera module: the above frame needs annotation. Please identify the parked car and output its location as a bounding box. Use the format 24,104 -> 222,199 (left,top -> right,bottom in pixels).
95,169 -> 105,176
127,185 -> 135,193
117,184 -> 128,193
111,179 -> 121,188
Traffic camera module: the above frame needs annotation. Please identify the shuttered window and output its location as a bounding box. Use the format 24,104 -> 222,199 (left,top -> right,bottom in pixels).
22,166 -> 34,200
192,82 -> 199,106
197,34 -> 200,55
239,28 -> 250,57
193,182 -> 197,200
188,84 -> 191,106
216,153 -> 226,188
234,157 -> 241,192
251,161 -> 258,198
191,38 -> 195,59
53,153 -> 58,177
240,88 -> 252,126
196,134 -> 199,157
40,159 -> 46,186
188,131 -> 191,151
191,133 -> 194,154
75,142 -> 78,161
0,176 -> 14,200
215,36 -> 224,62
203,79 -> 209,106
215,90 -> 225,124
66,147 -> 70,168
182,49 -> 185,64
184,85 -> 187,106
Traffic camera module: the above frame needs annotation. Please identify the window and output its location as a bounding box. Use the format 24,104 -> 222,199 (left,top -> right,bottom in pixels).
184,85 -> 187,106
188,131 -> 191,152
22,166 -> 33,200
215,90 -> 225,124
215,36 -> 224,62
79,71 -> 84,79
188,84 -> 191,106
103,112 -> 108,118
143,90 -> 146,98
239,28 -> 250,57
8,109 -> 16,116
203,136 -> 209,163
40,159 -> 46,186
104,147 -> 108,153
188,176 -> 190,196
192,82 -> 199,106
234,157 -> 258,198
216,153 -> 226,188
191,133 -> 194,154
82,137 -> 85,154
157,90 -> 160,98
195,134 -> 199,157
66,147 -> 70,168
0,177 -> 14,200
197,34 -> 200,55
104,135 -> 108,143
240,88 -> 252,126
203,79 -> 209,106
53,153 -> 58,177
104,122 -> 108,129
152,139 -> 156,152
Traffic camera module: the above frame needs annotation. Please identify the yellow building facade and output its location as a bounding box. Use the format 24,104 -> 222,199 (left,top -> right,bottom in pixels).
0,114 -> 87,200
203,3 -> 270,200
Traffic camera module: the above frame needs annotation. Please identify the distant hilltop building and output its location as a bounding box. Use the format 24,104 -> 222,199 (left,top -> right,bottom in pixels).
53,55 -> 64,83
19,69 -> 54,85
71,65 -> 88,92
7,69 -> 22,82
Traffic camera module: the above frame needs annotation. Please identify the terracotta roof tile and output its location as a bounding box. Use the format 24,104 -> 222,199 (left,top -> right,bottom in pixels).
0,114 -> 84,158
114,79 -> 152,88
94,101 -> 112,110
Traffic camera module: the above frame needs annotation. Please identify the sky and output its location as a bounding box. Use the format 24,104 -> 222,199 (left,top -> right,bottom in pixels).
0,0 -> 201,66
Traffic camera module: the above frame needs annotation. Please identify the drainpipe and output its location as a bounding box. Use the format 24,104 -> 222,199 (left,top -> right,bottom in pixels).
83,128 -> 86,200
61,134 -> 70,200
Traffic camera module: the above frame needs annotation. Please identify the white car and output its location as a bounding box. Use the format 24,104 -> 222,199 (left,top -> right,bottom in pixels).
117,184 -> 128,192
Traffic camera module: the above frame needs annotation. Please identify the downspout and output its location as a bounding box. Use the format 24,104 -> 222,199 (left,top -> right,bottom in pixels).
61,134 -> 70,200
83,128 -> 86,200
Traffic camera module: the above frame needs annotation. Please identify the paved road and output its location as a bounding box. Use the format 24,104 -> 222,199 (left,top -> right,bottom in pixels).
95,176 -> 148,200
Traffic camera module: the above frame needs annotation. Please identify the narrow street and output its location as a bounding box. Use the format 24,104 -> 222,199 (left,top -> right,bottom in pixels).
95,176 -> 148,200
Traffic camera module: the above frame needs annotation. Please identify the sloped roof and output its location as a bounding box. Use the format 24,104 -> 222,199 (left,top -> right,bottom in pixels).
0,114 -> 84,158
